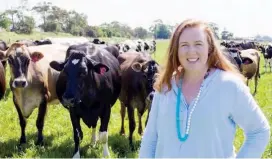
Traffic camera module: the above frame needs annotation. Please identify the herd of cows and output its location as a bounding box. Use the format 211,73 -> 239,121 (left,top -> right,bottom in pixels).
0,37 -> 158,158
220,40 -> 272,95
0,37 -> 271,158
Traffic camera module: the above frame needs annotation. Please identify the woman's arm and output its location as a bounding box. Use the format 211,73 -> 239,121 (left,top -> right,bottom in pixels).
231,82 -> 270,158
138,92 -> 160,158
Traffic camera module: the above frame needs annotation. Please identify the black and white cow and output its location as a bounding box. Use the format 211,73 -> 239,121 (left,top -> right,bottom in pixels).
258,44 -> 272,72
49,43 -> 121,158
92,38 -> 106,44
221,47 -> 243,71
118,39 -> 156,55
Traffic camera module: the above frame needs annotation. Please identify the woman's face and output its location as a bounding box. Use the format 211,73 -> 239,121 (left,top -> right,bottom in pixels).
178,26 -> 209,73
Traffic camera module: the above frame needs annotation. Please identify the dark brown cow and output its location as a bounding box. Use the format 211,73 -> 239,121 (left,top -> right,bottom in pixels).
0,40 -> 9,69
0,59 -> 5,100
2,43 -> 68,146
118,51 -> 159,148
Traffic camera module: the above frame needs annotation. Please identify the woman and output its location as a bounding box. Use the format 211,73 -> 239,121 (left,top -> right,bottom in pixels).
139,19 -> 270,158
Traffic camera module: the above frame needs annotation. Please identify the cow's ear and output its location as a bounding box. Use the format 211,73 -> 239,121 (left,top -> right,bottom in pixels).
50,60 -> 65,71
86,56 -> 109,75
30,51 -> 44,63
131,62 -> 142,72
93,63 -> 109,75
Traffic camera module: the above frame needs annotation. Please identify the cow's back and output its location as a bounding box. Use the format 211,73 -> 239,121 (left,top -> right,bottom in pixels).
27,44 -> 69,102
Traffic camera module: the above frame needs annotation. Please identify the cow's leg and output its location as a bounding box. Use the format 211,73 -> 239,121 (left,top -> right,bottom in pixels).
127,105 -> 135,148
119,102 -> 126,135
35,97 -> 47,146
137,103 -> 145,136
137,110 -> 143,135
246,79 -> 249,86
269,58 -> 272,72
69,108 -> 83,158
264,58 -> 267,72
13,97 -> 26,146
99,105 -> 111,157
253,75 -> 258,95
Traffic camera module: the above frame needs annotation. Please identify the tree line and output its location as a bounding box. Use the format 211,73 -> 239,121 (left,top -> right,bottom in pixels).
0,0 -> 240,40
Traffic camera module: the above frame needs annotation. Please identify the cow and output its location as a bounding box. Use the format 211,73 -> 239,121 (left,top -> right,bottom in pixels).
118,40 -> 141,54
2,43 -> 68,146
34,39 -> 52,45
0,58 -> 6,100
49,43 -> 121,158
221,47 -> 243,71
0,40 -> 9,69
144,40 -> 156,55
92,38 -> 106,44
239,49 -> 261,95
117,51 -> 159,148
258,45 -> 272,72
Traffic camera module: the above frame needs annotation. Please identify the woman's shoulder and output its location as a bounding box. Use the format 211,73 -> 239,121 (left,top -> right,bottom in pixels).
216,69 -> 247,90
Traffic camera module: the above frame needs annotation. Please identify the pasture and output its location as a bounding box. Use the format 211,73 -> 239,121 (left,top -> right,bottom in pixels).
0,35 -> 271,158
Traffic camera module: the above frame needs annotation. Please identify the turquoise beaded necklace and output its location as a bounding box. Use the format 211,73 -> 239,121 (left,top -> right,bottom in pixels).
176,69 -> 210,142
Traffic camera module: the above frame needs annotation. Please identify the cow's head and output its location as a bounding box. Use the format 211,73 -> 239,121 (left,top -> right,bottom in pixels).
131,59 -> 159,102
5,43 -> 44,88
50,49 -> 109,107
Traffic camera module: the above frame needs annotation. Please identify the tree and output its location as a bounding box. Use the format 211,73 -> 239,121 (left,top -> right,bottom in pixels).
0,12 -> 11,30
149,19 -> 163,39
221,29 -> 234,40
208,22 -> 220,39
155,24 -> 171,39
5,9 -> 18,31
32,1 -> 52,31
134,27 -> 148,39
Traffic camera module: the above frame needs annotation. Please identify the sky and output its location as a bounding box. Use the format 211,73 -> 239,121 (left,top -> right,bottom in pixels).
1,0 -> 272,38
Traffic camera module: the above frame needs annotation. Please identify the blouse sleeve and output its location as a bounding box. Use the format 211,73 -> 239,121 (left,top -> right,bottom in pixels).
230,81 -> 270,158
138,91 -> 160,158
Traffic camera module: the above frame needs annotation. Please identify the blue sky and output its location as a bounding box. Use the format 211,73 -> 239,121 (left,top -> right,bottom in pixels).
1,0 -> 272,37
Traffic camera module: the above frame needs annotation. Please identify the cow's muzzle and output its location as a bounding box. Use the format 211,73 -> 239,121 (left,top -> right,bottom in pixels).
62,93 -> 81,108
12,79 -> 28,88
62,93 -> 75,107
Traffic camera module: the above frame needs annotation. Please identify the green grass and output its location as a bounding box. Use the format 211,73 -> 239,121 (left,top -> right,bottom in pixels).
0,34 -> 271,158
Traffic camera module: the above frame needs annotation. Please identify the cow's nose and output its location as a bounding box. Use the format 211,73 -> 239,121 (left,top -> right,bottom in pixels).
13,79 -> 27,88
62,95 -> 74,106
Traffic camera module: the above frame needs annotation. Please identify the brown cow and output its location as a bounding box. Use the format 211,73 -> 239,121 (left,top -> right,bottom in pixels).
2,43 -> 68,146
0,40 -> 9,69
239,49 -> 261,95
118,51 -> 159,148
0,58 -> 5,100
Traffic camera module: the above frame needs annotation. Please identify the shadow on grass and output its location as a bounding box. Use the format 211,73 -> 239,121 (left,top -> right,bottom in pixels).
108,133 -> 141,158
0,131 -> 142,158
0,132 -> 74,158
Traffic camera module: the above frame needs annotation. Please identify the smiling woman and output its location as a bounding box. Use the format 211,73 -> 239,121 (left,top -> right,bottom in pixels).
138,19 -> 270,158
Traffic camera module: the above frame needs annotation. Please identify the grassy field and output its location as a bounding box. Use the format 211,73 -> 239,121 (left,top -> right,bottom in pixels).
0,34 -> 271,158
